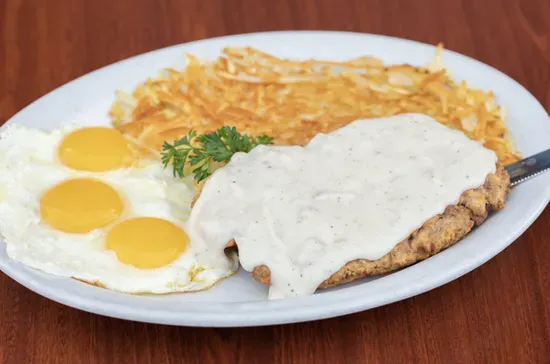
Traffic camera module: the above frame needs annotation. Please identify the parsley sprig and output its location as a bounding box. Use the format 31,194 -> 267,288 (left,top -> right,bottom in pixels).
161,126 -> 274,182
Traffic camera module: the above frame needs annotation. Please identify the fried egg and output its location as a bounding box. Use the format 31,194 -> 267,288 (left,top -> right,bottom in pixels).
0,124 -> 237,293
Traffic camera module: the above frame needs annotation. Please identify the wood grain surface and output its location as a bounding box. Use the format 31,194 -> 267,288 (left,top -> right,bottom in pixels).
1,0 -> 549,363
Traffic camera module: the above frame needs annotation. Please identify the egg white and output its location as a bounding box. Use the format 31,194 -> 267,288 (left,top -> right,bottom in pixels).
0,124 -> 237,294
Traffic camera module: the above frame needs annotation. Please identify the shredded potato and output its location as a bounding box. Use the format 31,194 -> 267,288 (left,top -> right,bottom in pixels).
110,44 -> 520,164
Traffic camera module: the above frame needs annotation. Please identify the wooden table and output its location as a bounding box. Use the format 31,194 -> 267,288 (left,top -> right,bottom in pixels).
1,0 -> 549,362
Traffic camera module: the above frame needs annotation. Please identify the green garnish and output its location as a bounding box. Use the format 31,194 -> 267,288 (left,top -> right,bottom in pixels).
161,126 -> 274,182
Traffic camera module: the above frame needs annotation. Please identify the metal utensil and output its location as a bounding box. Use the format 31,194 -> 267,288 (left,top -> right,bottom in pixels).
505,149 -> 550,187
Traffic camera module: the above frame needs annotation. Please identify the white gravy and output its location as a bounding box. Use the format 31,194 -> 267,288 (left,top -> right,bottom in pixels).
186,113 -> 497,299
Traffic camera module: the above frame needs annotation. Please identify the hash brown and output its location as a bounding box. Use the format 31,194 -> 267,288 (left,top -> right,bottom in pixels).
110,45 -> 521,165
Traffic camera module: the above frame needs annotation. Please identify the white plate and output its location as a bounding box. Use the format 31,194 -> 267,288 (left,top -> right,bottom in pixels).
1,31 -> 549,327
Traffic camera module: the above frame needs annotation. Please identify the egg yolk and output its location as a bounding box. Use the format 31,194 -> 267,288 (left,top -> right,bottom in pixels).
58,127 -> 134,171
40,178 -> 123,233
106,217 -> 189,269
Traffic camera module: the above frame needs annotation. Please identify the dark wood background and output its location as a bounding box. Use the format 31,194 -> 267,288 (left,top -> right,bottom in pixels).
1,0 -> 549,363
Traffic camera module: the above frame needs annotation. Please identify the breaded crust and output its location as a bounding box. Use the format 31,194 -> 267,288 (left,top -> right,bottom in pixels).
192,164 -> 510,289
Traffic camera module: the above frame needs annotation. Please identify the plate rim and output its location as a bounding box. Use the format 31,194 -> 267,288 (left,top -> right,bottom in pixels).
1,30 -> 549,327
